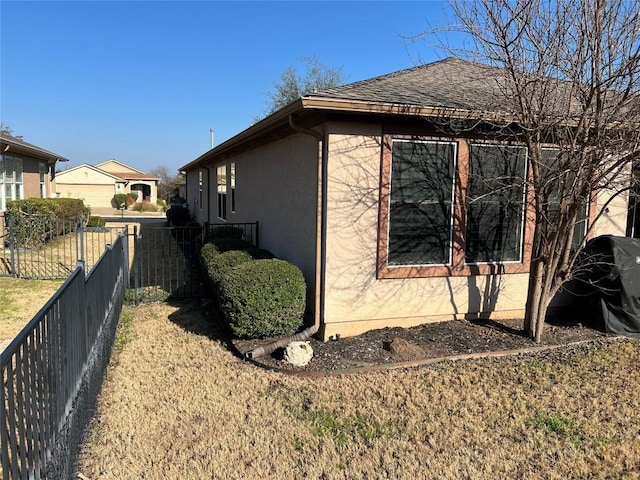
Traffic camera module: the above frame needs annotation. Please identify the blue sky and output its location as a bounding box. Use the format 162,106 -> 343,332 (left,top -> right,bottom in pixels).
1,1 -> 453,174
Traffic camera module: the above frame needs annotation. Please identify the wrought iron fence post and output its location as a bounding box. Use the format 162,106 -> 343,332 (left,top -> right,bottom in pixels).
79,218 -> 86,267
133,225 -> 139,305
8,213 -> 16,277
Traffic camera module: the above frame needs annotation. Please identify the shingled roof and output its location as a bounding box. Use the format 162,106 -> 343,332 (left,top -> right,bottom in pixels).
0,133 -> 69,163
307,57 -> 512,115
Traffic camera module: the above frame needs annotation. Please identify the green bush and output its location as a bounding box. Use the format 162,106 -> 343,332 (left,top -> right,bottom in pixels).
217,259 -> 306,338
200,242 -> 221,268
113,193 -> 127,208
87,215 -> 106,228
211,237 -> 253,252
112,193 -> 138,208
5,198 -> 90,248
242,247 -> 275,259
205,249 -> 254,289
166,206 -> 191,226
209,225 -> 244,240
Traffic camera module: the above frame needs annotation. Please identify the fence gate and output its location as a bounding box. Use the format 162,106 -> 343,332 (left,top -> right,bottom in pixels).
131,223 -> 204,303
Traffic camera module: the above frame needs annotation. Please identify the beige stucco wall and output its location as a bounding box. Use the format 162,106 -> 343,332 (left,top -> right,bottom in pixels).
21,158 -> 44,199
203,134 -> 320,309
55,166 -> 117,209
184,168 -> 209,224
320,124 -> 630,340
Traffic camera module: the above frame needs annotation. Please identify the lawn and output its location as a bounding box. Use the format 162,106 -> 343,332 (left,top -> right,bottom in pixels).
0,277 -> 63,345
79,301 -> 640,479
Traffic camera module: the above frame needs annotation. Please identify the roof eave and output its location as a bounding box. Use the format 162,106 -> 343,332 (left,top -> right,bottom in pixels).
0,136 -> 69,163
179,100 -> 305,172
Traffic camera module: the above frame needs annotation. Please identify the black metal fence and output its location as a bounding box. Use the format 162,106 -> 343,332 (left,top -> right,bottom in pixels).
1,230 -> 129,479
128,221 -> 260,304
0,214 -> 127,279
130,224 -> 205,303
204,221 -> 260,247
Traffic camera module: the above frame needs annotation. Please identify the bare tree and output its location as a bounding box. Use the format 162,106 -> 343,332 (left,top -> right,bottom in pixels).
433,0 -> 640,342
1,123 -> 15,136
151,166 -> 181,203
258,55 -> 347,118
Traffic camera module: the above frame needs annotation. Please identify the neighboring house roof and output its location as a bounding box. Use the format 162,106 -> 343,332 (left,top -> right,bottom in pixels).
56,163 -> 125,183
95,159 -> 160,182
0,133 -> 69,163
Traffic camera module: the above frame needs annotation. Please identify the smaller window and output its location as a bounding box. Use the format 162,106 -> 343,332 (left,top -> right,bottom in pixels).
198,171 -> 203,210
39,162 -> 47,198
230,163 -> 236,213
217,165 -> 227,220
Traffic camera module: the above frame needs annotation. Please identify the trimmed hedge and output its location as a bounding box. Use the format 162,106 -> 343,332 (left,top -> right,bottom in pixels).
205,249 -> 255,288
217,259 -> 306,338
209,225 -> 244,240
166,206 -> 191,226
87,215 -> 106,228
6,198 -> 90,248
200,242 -> 221,268
112,193 -> 137,208
211,237 -> 253,252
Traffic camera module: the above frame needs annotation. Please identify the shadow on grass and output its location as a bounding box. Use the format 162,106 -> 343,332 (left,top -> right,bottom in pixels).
164,297 -> 245,360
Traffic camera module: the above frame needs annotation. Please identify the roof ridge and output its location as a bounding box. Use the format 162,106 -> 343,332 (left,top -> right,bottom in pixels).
308,57 -> 479,97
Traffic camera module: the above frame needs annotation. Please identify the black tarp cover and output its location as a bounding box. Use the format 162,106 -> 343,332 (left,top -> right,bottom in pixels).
579,235 -> 640,337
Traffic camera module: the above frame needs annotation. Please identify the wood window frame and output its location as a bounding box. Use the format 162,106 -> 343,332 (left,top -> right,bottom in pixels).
377,135 -> 536,279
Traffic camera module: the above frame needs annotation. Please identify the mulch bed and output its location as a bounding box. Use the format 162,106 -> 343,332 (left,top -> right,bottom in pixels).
230,317 -> 609,373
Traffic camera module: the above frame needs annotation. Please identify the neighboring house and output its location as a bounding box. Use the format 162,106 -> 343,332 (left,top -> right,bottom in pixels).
0,133 -> 68,212
180,57 -> 635,341
55,159 -> 159,209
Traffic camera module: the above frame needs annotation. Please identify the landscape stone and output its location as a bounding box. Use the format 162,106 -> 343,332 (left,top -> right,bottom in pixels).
284,341 -> 314,367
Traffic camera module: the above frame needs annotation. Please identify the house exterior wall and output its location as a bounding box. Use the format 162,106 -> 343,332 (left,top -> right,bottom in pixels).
185,167 -> 209,224
320,123 -> 629,340
20,157 -> 45,199
55,167 -> 116,209
1,154 -> 50,211
200,133 -> 320,309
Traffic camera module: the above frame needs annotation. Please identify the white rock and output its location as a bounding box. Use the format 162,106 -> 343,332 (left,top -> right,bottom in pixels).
284,341 -> 314,367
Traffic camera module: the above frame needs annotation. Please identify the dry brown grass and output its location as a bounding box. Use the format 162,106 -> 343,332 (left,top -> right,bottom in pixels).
0,277 -> 63,343
78,302 -> 640,479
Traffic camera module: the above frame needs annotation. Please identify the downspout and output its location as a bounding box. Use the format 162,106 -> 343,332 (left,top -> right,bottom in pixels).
246,114 -> 326,359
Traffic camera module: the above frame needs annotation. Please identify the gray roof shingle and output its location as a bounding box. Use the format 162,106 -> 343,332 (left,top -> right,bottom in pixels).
308,57 -> 512,114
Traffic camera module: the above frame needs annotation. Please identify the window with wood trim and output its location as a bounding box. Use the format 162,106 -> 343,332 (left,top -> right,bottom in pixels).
465,144 -> 527,263
540,148 -> 589,248
378,137 -> 534,279
387,140 -> 456,266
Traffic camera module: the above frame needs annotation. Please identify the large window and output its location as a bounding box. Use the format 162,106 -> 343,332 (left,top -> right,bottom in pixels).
540,148 -> 589,248
388,140 -> 456,266
465,144 -> 527,263
0,155 -> 24,211
217,165 -> 227,220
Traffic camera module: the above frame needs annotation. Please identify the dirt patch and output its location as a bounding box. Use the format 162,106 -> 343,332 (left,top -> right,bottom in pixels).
233,317 -> 608,372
